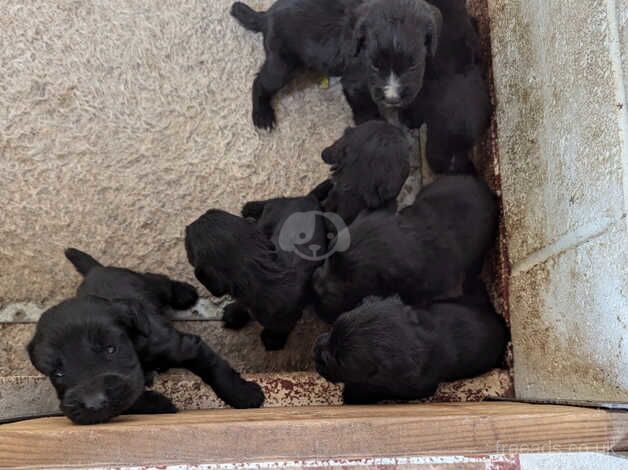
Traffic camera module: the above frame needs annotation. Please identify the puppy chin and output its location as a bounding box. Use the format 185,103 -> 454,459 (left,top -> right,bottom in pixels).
60,372 -> 144,425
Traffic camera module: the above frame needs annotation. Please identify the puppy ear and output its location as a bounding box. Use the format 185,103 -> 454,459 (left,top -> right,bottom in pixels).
112,299 -> 152,338
426,4 -> 443,57
26,336 -> 48,375
350,8 -> 368,57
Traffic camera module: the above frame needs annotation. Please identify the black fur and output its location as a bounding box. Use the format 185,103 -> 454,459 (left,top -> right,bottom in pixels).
27,249 -> 264,424
230,0 -> 440,130
185,186 -> 328,350
342,0 -> 491,174
314,287 -> 507,403
321,121 -> 411,226
312,175 -> 497,322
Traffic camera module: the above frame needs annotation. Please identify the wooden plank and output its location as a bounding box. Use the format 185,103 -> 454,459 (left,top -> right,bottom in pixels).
0,403 -> 626,468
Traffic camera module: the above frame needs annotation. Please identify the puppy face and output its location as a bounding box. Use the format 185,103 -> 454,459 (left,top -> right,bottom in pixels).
185,209 -> 280,300
313,300 -> 387,384
27,297 -> 146,424
314,297 -> 416,385
355,0 -> 442,108
322,122 -> 410,222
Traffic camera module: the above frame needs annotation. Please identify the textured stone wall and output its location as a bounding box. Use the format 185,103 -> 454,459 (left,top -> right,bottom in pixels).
0,0 -> 351,311
488,0 -> 628,400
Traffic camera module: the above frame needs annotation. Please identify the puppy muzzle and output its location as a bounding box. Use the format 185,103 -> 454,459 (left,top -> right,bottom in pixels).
61,372 -> 144,424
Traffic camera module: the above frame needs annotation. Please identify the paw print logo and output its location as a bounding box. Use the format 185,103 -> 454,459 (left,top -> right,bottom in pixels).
278,211 -> 350,261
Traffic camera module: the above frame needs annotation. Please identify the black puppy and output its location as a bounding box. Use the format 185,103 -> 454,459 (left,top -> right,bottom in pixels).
312,175 -> 497,322
314,287 -> 507,403
27,249 -> 264,424
343,0 -> 490,173
185,185 -> 328,350
230,0 -> 441,129
321,121 -> 411,226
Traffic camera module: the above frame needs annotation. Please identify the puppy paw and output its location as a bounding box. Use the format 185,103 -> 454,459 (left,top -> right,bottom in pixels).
170,281 -> 199,310
253,104 -> 276,130
260,329 -> 288,351
127,391 -> 178,415
222,302 -> 251,330
227,380 -> 265,409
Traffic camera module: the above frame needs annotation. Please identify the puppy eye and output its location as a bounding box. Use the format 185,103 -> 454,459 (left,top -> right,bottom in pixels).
299,232 -> 307,240
52,369 -> 64,378
105,345 -> 116,355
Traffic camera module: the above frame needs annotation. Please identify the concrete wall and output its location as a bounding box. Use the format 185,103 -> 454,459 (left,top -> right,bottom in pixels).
488,0 -> 628,400
0,0 -> 350,314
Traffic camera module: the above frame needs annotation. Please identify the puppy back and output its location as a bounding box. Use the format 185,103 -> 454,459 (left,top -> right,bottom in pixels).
65,248 -> 103,276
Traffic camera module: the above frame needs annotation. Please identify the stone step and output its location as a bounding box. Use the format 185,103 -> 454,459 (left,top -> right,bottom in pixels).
0,369 -> 513,422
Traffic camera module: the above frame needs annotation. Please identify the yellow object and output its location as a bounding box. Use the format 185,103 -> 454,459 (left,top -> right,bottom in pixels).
319,76 -> 330,89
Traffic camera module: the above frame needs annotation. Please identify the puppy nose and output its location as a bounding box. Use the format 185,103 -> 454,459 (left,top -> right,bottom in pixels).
82,392 -> 108,411
384,96 -> 401,107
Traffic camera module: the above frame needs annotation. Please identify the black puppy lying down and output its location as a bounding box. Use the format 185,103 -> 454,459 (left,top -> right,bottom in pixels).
27,249 -> 264,424
185,184 -> 328,350
314,288 -> 507,403
231,0 -> 441,129
321,121 -> 411,226
343,0 -> 491,173
312,175 -> 497,322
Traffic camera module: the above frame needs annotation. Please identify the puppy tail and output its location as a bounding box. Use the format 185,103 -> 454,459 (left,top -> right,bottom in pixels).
64,248 -> 103,276
230,2 -> 266,33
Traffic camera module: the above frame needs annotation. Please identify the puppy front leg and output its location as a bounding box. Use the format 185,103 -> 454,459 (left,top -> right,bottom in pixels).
252,53 -> 294,129
126,390 -> 177,415
142,272 -> 199,311
222,301 -> 251,330
342,383 -> 389,404
341,71 -> 381,125
167,332 -> 265,408
260,328 -> 290,351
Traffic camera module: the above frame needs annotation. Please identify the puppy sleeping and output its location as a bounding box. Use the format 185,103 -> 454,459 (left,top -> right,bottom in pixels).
312,174 -> 497,322
185,184 -> 329,350
313,286 -> 508,404
27,249 -> 264,424
230,0 -> 441,130
342,0 -> 491,173
321,121 -> 411,226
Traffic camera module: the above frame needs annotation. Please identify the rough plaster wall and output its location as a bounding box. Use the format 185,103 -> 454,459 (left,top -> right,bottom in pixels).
0,0 -> 351,308
489,0 -> 628,400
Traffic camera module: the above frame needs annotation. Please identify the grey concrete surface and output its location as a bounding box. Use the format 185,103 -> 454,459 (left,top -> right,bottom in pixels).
488,0 -> 628,401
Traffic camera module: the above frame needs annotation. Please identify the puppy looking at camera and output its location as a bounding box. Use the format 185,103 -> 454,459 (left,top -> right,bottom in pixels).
314,285 -> 508,404
321,121 -> 411,226
230,0 -> 441,129
312,174 -> 497,322
343,0 -> 491,173
185,183 -> 329,350
27,249 -> 264,425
